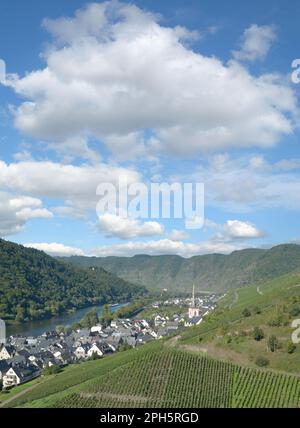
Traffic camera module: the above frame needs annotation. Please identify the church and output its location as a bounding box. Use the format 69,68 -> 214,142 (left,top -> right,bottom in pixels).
188,285 -> 201,319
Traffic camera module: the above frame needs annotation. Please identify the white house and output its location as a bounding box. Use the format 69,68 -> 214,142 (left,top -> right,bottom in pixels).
185,316 -> 203,327
154,315 -> 166,327
0,344 -> 16,360
91,325 -> 102,334
3,367 -> 39,388
87,343 -> 104,358
74,344 -> 91,360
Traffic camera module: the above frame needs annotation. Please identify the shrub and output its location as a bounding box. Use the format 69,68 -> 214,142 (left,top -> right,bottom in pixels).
253,327 -> 264,341
255,356 -> 270,367
287,342 -> 297,354
289,306 -> 300,317
242,308 -> 251,318
42,364 -> 62,376
268,335 -> 279,352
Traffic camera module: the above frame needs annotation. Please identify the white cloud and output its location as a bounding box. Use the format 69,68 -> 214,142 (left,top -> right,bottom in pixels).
193,154 -> 300,212
6,2 -> 297,160
168,229 -> 190,241
23,237 -> 250,258
233,24 -> 277,62
0,192 -> 52,236
25,219 -> 262,257
215,220 -> 265,241
274,158 -> 300,171
24,242 -> 85,257
98,213 -> 164,239
91,238 -> 245,257
0,159 -> 140,216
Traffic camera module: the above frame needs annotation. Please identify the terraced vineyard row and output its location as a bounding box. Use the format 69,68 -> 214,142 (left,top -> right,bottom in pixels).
233,367 -> 300,408
48,346 -> 300,408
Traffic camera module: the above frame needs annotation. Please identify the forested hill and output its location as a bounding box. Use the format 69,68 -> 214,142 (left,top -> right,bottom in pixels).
0,239 -> 145,322
63,244 -> 300,292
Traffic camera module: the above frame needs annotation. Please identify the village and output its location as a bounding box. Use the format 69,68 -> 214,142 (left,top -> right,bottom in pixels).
0,291 -> 218,390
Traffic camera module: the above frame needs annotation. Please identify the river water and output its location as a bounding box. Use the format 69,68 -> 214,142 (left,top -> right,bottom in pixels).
6,303 -> 125,338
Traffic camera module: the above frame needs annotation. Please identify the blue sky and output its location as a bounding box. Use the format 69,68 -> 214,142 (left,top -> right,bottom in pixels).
0,0 -> 299,257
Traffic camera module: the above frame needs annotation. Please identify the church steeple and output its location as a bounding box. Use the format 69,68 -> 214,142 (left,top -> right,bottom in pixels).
191,284 -> 195,308
188,285 -> 200,319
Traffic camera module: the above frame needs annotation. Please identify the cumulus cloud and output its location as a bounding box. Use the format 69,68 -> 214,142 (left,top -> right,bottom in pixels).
98,213 -> 164,239
25,218 -> 263,257
193,154 -> 300,212
214,220 -> 265,241
233,24 -> 277,62
24,237 -> 249,258
90,238 -> 245,257
24,242 -> 85,257
167,229 -> 190,241
0,192 -> 53,236
6,2 -> 297,160
0,159 -> 140,215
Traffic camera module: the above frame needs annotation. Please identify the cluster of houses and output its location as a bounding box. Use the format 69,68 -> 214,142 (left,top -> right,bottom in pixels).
151,291 -> 218,327
0,317 -> 183,390
0,290 -> 219,391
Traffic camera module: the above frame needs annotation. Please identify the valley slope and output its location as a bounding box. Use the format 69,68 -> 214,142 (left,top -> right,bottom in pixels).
2,264 -> 300,408
63,244 -> 300,292
0,239 -> 145,323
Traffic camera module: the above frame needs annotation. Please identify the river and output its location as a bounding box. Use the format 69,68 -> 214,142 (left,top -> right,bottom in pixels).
6,303 -> 125,338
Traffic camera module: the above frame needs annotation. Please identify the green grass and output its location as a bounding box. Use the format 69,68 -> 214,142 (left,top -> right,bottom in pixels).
181,272 -> 300,343
178,272 -> 300,374
0,376 -> 42,405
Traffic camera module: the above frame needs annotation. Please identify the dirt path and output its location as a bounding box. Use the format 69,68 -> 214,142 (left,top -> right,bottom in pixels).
165,335 -> 181,348
288,284 -> 300,289
0,382 -> 41,408
81,392 -> 149,403
257,286 -> 263,295
229,291 -> 239,309
165,333 -> 250,366
179,342 -> 250,366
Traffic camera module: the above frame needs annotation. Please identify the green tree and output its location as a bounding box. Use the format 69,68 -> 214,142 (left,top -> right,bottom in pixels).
253,327 -> 264,341
289,306 -> 300,317
287,342 -> 296,354
42,365 -> 62,376
253,306 -> 261,315
101,304 -> 113,327
71,322 -> 82,331
81,309 -> 99,328
268,335 -> 279,352
15,305 -> 26,322
56,325 -> 65,334
242,308 -> 251,318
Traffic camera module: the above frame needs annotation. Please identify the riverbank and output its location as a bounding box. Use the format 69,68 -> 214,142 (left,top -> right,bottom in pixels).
6,303 -> 127,338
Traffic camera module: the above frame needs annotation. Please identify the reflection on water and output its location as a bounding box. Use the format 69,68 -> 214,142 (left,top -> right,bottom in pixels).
7,303 -> 125,337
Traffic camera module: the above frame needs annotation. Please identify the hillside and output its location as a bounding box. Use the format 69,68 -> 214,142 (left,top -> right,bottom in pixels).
0,239 -> 145,323
63,244 -> 300,292
2,341 -> 299,408
179,270 -> 300,374
2,269 -> 300,408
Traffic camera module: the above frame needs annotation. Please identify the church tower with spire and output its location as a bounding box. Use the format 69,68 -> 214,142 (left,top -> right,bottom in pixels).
188,285 -> 200,319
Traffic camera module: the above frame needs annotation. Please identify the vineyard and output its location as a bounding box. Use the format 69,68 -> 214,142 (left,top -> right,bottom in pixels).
23,343 -> 299,409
